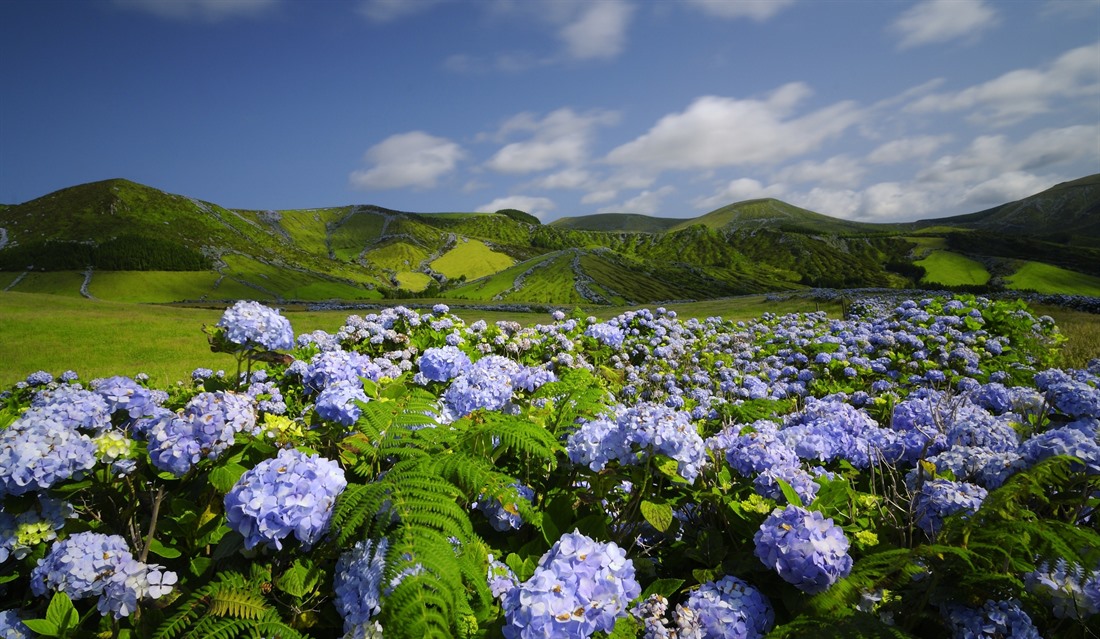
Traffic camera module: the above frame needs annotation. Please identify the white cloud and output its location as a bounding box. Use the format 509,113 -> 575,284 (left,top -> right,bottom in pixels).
960,171 -> 1060,207
113,0 -> 278,21
559,1 -> 635,60
349,132 -> 465,190
889,0 -> 999,49
597,186 -> 675,215
868,135 -> 952,164
797,187 -> 863,219
605,84 -> 862,171
692,178 -> 788,210
485,108 -> 619,174
773,155 -> 865,188
906,42 -> 1100,125
477,195 -> 556,219
531,168 -> 595,190
356,0 -> 449,23
918,124 -> 1100,186
684,0 -> 796,21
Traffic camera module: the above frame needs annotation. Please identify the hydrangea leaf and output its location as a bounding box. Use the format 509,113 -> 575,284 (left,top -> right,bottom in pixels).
641,500 -> 674,533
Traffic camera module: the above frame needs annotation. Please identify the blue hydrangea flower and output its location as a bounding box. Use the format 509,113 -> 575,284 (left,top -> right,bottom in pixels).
585,322 -> 625,349
334,537 -> 390,632
216,300 -> 294,351
941,599 -> 1041,639
501,530 -> 640,639
417,346 -> 471,382
30,532 -> 176,619
146,391 -> 256,477
681,575 -> 774,639
27,385 -> 111,433
0,414 -> 98,496
315,381 -> 370,427
1025,559 -> 1098,620
487,554 -> 519,599
24,371 -> 53,387
92,376 -> 160,421
1019,425 -> 1100,474
474,484 -> 534,532
442,355 -> 520,418
754,505 -> 852,594
912,478 -> 987,537
568,403 -> 707,483
303,349 -> 383,394
0,498 -> 74,564
0,609 -> 32,638
224,448 -> 347,550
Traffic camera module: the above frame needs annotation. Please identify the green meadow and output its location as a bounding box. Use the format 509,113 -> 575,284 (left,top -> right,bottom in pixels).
915,250 -> 991,286
1006,261 -> 1100,296
429,239 -> 516,281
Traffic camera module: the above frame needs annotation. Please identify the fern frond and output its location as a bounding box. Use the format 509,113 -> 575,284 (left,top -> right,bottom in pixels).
206,589 -> 269,620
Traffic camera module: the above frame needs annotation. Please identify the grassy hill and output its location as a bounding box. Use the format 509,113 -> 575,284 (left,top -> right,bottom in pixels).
2,175 -> 1098,304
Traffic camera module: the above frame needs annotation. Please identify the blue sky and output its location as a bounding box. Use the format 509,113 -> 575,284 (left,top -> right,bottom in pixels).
1,0 -> 1098,223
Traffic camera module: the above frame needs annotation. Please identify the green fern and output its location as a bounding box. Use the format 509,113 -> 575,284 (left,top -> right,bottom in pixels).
154,570 -> 293,639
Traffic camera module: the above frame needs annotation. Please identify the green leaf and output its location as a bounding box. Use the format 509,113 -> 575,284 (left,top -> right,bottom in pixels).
191,556 -> 213,576
20,619 -> 59,637
45,591 -> 77,633
776,478 -> 805,508
655,457 -> 687,483
641,578 -> 684,600
640,500 -> 674,533
147,537 -> 182,559
277,559 -> 317,598
209,463 -> 248,493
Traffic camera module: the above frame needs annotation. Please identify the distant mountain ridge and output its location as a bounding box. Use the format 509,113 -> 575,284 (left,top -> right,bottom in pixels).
1,175 -> 1097,304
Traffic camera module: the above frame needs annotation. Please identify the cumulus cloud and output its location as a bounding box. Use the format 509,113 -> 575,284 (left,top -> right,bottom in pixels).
906,42 -> 1100,125
485,108 -> 619,174
918,124 -> 1100,186
773,155 -> 865,188
597,186 -> 675,215
868,135 -> 952,164
605,84 -> 862,171
693,178 -> 788,210
477,195 -> 556,219
349,132 -> 465,190
960,171 -> 1060,207
889,0 -> 999,49
684,0 -> 796,21
113,0 -> 278,21
559,1 -> 635,60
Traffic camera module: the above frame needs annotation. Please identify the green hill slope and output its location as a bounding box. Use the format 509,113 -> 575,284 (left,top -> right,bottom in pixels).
2,175 -> 1097,304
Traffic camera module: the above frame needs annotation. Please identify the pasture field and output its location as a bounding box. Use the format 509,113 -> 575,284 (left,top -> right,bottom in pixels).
1006,261 -> 1100,296
394,270 -> 432,291
429,239 -> 515,281
915,250 -> 991,286
4,271 -> 86,297
2,291 -> 1095,389
87,271 -> 225,302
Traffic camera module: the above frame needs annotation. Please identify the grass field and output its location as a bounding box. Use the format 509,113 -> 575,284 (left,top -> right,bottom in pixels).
87,271 -> 225,302
1005,261 -> 1100,296
429,239 -> 515,281
5,271 -> 87,297
915,250 -> 991,286
1,291 -> 1095,388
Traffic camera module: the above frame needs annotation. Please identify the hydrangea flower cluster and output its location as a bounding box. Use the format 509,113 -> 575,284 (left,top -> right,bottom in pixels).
92,375 -> 161,422
442,355 -> 522,418
30,532 -> 176,618
216,300 -> 294,351
146,391 -> 257,476
912,478 -> 988,537
499,531 -> 640,638
333,537 -> 390,632
1025,559 -> 1099,620
416,345 -> 471,382
224,448 -> 347,550
27,385 -> 111,433
474,484 -> 534,532
568,402 -> 706,483
0,609 -> 31,638
315,381 -> 370,427
754,505 -> 852,594
584,322 -> 625,349
941,599 -> 1041,639
302,349 -> 384,394
0,412 -> 98,496
691,576 -> 772,638
0,498 -> 74,563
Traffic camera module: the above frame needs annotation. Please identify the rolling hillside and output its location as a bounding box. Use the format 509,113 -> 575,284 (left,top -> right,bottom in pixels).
1,175 -> 1097,304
